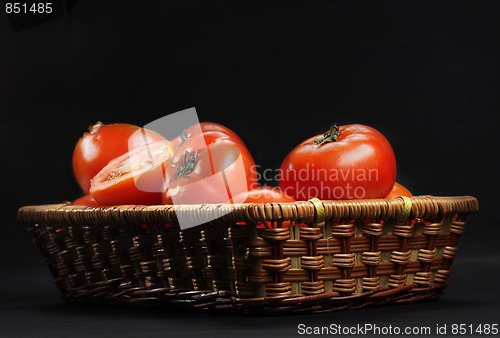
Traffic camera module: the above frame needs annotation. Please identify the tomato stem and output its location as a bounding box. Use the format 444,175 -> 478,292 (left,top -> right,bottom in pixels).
314,124 -> 342,145
172,149 -> 198,178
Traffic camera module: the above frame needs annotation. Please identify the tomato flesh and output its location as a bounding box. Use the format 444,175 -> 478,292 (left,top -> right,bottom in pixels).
90,141 -> 173,205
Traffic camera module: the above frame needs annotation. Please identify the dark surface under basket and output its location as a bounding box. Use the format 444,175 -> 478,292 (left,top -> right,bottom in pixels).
17,196 -> 478,314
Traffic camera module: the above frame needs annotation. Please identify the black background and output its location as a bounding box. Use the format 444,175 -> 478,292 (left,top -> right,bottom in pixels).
1,1 -> 499,337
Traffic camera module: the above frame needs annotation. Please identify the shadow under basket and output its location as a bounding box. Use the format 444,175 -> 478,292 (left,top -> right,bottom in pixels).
17,195 -> 478,314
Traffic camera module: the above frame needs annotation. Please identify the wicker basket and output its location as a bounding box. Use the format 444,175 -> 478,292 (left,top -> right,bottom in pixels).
17,195 -> 478,314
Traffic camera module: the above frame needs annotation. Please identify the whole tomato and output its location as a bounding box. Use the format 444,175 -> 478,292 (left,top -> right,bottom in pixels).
230,186 -> 296,204
163,123 -> 257,205
386,182 -> 413,198
230,186 -> 296,228
90,141 -> 174,205
279,124 -> 397,200
70,194 -> 100,207
72,122 -> 167,194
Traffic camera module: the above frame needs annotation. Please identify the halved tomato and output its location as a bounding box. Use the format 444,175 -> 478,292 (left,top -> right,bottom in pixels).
73,122 -> 167,194
90,141 -> 174,205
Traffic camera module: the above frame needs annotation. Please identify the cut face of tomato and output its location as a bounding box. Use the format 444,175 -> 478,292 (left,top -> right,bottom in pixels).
90,141 -> 174,205
72,122 -> 167,194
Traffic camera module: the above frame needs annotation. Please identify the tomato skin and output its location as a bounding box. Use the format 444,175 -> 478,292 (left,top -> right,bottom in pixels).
279,124 -> 397,200
163,171 -> 234,205
72,122 -> 167,194
231,187 -> 297,228
70,194 -> 100,207
170,122 -> 245,151
230,186 -> 296,204
163,123 -> 257,205
386,182 -> 413,198
163,143 -> 257,205
167,130 -> 257,187
90,141 -> 173,205
197,122 -> 244,144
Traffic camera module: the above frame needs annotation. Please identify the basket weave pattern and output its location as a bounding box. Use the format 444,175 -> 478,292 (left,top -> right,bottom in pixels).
17,196 -> 478,313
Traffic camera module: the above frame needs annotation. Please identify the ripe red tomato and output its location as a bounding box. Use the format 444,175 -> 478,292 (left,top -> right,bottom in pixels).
386,182 -> 413,198
90,141 -> 174,205
231,186 -> 296,204
279,124 -> 397,200
70,194 -> 100,207
167,128 -> 255,184
231,187 -> 298,228
163,143 -> 257,205
163,123 -> 257,205
72,122 -> 167,194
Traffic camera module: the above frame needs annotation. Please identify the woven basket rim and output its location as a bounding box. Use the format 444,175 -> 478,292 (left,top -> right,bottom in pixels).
17,195 -> 478,226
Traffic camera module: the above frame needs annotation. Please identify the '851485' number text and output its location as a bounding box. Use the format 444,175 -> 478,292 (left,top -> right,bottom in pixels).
5,3 -> 52,14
